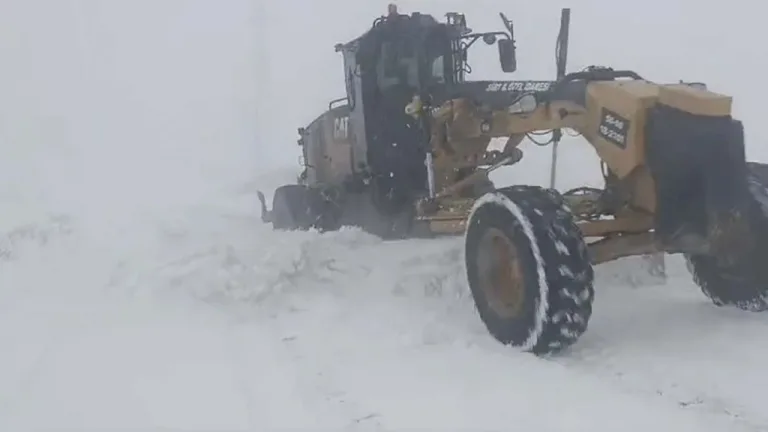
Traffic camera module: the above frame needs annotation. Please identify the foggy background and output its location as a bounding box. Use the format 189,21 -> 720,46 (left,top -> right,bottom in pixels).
2,2 -> 768,429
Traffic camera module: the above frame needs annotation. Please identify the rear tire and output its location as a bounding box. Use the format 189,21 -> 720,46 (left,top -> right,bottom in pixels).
685,162 -> 768,311
464,186 -> 595,355
271,185 -> 318,231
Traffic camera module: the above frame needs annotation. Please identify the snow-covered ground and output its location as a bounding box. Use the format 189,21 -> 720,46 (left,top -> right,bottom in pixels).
3,0 -> 768,431
3,177 -> 768,431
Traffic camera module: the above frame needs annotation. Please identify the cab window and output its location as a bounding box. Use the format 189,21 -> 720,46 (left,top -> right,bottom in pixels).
430,55 -> 445,83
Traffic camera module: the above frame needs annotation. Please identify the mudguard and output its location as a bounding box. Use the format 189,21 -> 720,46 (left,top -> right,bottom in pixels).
645,103 -> 751,256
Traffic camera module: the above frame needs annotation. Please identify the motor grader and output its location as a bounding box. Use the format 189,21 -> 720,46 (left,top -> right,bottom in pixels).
258,5 -> 768,355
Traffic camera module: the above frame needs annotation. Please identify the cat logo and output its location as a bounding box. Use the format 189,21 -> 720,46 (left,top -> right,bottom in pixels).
333,116 -> 349,139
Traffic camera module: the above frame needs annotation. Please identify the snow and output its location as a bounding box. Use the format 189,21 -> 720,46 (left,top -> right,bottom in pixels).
2,0 -> 768,431
4,207 -> 768,431
0,205 -> 760,431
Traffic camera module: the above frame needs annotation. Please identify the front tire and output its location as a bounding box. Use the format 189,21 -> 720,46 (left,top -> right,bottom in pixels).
684,162 -> 768,311
464,186 -> 595,355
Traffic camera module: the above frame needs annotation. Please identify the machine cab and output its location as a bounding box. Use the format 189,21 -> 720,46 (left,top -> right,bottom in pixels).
330,5 -> 517,211
334,7 -> 463,207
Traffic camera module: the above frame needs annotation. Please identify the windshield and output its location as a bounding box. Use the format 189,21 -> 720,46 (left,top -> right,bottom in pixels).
376,41 -> 419,89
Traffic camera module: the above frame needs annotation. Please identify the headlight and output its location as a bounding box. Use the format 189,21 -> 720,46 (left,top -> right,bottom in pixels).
508,93 -> 538,114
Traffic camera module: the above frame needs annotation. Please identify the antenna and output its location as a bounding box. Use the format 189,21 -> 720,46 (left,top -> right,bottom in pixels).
549,8 -> 571,190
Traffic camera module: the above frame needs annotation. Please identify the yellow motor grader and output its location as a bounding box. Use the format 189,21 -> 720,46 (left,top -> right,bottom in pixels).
258,5 -> 768,355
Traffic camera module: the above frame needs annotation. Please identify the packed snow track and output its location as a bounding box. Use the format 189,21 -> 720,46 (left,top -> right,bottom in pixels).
1,173 -> 767,431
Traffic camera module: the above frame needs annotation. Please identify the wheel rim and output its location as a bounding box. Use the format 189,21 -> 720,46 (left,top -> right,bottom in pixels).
476,227 -> 526,319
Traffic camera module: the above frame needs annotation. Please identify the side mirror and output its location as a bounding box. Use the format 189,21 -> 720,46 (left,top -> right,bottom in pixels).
498,39 -> 517,73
